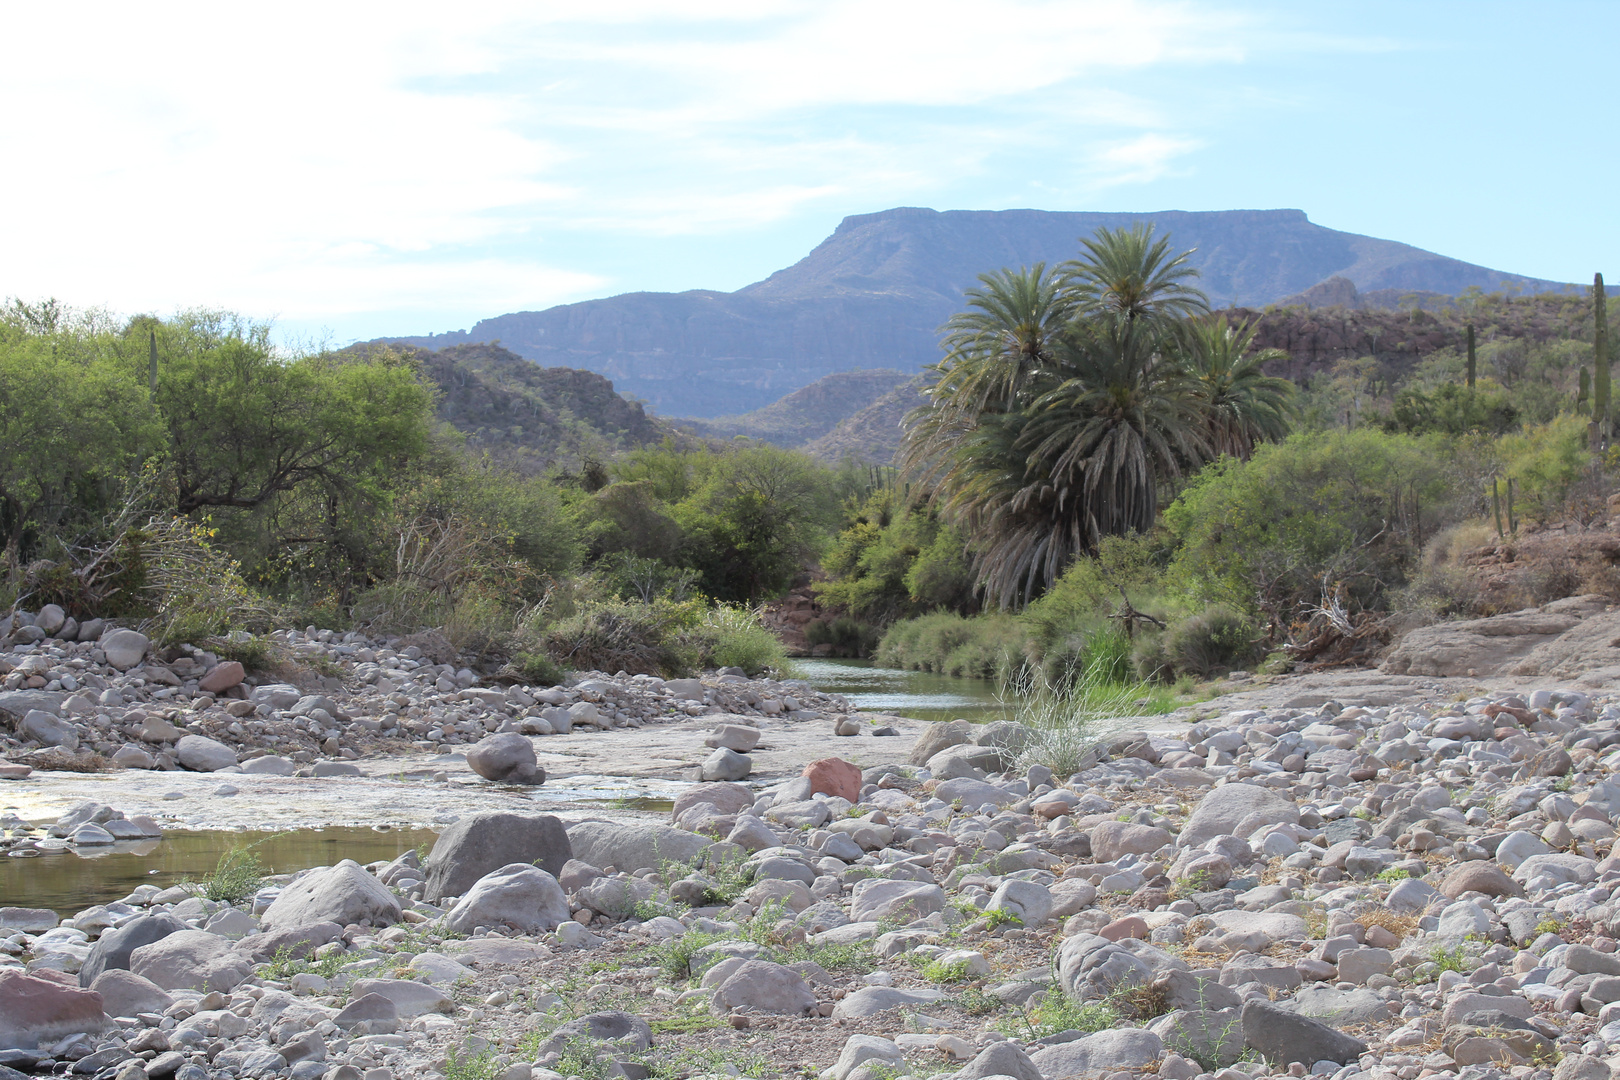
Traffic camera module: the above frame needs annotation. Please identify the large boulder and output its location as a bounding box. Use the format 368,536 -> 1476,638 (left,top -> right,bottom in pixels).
1180,783 -> 1298,848
701,747 -> 752,782
1030,1029 -> 1164,1080
79,914 -> 187,986
465,734 -> 543,784
100,629 -> 151,671
442,864 -> 570,934
1091,821 -> 1173,862
566,820 -> 710,874
21,710 -> 77,749
672,782 -> 755,833
0,970 -> 112,1048
422,812 -> 571,903
803,758 -> 861,802
89,969 -> 174,1017
533,1011 -> 652,1060
174,734 -> 238,772
908,719 -> 975,766
347,978 -> 452,1017
849,879 -> 945,923
1381,600 -> 1607,678
710,960 -> 816,1015
260,860 -> 401,930
1239,999 -> 1367,1066
130,930 -> 255,992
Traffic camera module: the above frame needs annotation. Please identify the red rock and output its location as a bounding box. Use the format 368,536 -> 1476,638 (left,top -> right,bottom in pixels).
0,970 -> 112,1047
802,758 -> 862,802
198,661 -> 245,693
1099,915 -> 1149,941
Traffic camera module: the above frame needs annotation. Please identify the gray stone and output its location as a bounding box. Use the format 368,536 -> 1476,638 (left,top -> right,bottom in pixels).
35,605 -> 65,635
710,960 -> 815,1015
934,777 -> 1018,808
129,930 -> 255,992
90,970 -> 174,1017
1149,1009 -> 1245,1070
1283,986 -> 1393,1025
701,747 -> 752,782
831,1036 -> 904,1080
0,906 -> 59,933
925,743 -> 1005,780
422,812 -> 571,902
831,986 -> 948,1019
1029,1029 -> 1164,1080
1239,999 -> 1367,1066
442,864 -> 570,934
21,709 -> 77,749
986,880 -> 1052,925
240,756 -> 297,776
705,724 -> 760,753
533,1011 -> 652,1058
849,879 -> 946,922
908,719 -> 975,766
954,1042 -> 1042,1080
1181,784 -> 1298,848
80,914 -> 186,985
333,992 -> 399,1033
100,629 -> 150,671
261,860 -> 401,930
347,978 -> 452,1017
465,734 -> 542,784
174,734 -> 237,772
1091,821 -> 1173,862
566,820 -> 709,874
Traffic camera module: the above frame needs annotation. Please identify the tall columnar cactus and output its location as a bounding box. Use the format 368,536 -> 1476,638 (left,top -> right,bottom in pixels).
1465,324 -> 1476,389
1596,273 -> 1611,442
1579,367 -> 1592,414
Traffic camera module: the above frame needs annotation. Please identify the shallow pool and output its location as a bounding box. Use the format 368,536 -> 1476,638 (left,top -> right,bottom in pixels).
794,658 -> 1011,722
2,826 -> 438,916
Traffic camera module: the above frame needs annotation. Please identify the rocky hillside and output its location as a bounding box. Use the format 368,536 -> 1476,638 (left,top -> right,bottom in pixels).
383,208 -> 1577,416
1240,285 -> 1596,383
677,370 -> 911,446
374,342 -> 667,473
802,378 -> 926,465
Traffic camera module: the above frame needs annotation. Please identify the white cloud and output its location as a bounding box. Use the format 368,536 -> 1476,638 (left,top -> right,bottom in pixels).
0,0 -> 1263,332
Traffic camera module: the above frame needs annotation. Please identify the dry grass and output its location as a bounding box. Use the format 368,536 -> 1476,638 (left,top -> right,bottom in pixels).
1356,909 -> 1422,939
15,748 -> 111,772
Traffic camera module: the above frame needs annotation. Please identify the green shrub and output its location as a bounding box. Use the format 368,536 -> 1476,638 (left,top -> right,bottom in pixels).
509,651 -> 569,687
876,611 -> 1028,678
543,600 -> 698,676
804,616 -> 881,657
1163,606 -> 1258,678
684,603 -> 794,676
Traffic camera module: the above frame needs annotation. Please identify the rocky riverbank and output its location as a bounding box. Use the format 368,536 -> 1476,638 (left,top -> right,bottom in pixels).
7,642 -> 1620,1080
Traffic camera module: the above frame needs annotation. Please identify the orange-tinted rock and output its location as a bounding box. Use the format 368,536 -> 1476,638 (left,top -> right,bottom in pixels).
1441,862 -> 1523,899
0,970 -> 112,1047
1099,915 -> 1149,941
803,758 -> 862,802
198,661 -> 245,693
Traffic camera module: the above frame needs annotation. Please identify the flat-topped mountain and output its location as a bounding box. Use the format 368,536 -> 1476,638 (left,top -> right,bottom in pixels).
387,208 -> 1575,416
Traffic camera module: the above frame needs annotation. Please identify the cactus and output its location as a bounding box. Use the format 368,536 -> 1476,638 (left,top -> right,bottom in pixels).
1579,367 -> 1592,414
1596,273 -> 1611,442
1465,324 -> 1476,389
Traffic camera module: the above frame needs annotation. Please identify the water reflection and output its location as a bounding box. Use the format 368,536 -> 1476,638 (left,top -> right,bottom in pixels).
794,659 -> 1012,722
2,826 -> 437,916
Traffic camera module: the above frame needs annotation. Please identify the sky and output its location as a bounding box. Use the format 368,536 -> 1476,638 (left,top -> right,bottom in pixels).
1,1 -> 1613,345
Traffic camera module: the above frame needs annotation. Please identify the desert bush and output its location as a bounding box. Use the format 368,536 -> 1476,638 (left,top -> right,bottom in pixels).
804,616 -> 881,657
875,611 -> 1029,678
1162,606 -> 1259,678
542,600 -> 699,677
682,604 -> 795,676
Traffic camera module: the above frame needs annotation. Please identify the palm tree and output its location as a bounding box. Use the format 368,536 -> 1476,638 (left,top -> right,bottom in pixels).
929,264 -> 1075,414
1060,223 -> 1208,327
1019,318 -> 1209,542
1182,316 -> 1297,459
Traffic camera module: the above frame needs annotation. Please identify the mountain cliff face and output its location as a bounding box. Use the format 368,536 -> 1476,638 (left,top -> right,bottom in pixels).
387,208 -> 1575,417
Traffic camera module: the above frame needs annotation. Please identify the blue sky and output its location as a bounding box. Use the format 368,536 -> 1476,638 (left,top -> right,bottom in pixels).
1,1 -> 1611,344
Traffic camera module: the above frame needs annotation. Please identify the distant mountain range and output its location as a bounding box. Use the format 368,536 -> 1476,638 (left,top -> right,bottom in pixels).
384,207 -> 1577,416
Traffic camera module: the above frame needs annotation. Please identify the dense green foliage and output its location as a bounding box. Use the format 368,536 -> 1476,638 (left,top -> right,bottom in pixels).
903,227 -> 1300,608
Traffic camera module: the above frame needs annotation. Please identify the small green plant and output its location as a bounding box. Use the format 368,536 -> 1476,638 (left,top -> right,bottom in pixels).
1001,993 -> 1120,1039
1534,917 -> 1567,937
1376,867 -> 1413,883
983,908 -> 1024,931
511,651 -> 569,687
920,957 -> 974,983
260,945 -> 345,981
951,987 -> 1003,1017
443,1047 -> 501,1080
187,834 -> 281,903
1430,944 -> 1468,972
